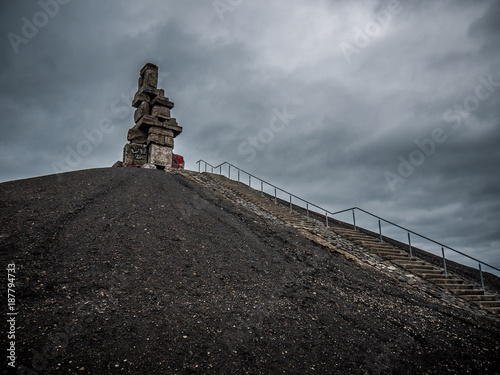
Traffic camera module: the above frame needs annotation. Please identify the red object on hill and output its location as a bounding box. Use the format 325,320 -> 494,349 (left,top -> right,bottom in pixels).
172,154 -> 184,169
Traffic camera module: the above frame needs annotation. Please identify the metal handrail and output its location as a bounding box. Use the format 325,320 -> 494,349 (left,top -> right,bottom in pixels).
196,160 -> 500,286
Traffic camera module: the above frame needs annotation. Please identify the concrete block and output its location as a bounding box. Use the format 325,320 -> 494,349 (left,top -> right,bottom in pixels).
149,126 -> 174,137
148,144 -> 172,168
123,143 -> 148,167
132,93 -> 150,108
137,85 -> 162,99
127,124 -> 148,144
142,69 -> 158,88
140,63 -> 158,77
147,133 -> 174,147
152,96 -> 174,109
157,118 -> 183,137
134,101 -> 150,123
136,115 -> 162,132
151,105 -> 171,120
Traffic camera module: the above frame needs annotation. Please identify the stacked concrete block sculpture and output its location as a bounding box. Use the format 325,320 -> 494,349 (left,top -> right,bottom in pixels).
122,63 -> 183,169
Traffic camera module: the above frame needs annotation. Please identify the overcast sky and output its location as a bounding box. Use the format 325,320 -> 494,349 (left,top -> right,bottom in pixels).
1,0 -> 499,274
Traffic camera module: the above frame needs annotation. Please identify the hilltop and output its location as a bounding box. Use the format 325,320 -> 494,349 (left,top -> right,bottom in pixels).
1,168 -> 499,374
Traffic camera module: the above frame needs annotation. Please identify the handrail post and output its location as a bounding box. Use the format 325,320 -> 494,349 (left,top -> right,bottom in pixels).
352,210 -> 356,231
238,169 -> 240,182
378,220 -> 382,243
274,188 -> 277,204
325,212 -> 329,228
205,163 -> 207,173
211,166 -> 213,173
442,247 -> 448,275
249,175 -> 251,187
408,232 -> 413,258
306,203 -> 309,221
228,165 -> 231,179
261,181 -> 263,197
479,263 -> 485,290
219,166 -> 222,175
290,196 -> 292,212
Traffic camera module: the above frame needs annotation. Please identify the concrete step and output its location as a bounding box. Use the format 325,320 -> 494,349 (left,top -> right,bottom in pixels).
361,244 -> 395,251
285,219 -> 306,223
384,255 -> 412,261
405,264 -> 438,270
397,262 -> 431,269
386,255 -> 414,267
391,259 -> 422,271
413,270 -> 445,277
431,278 -> 464,285
451,289 -> 485,296
335,232 -> 361,238
444,284 -> 475,290
477,301 -> 500,308
331,228 -> 357,235
460,295 -> 497,302
423,274 -> 456,280
364,241 -> 393,247
351,240 -> 371,246
349,236 -> 376,242
330,226 -> 354,231
442,284 -> 472,291
484,307 -> 500,315
396,263 -> 436,275
376,254 -> 410,260
340,231 -> 370,240
420,272 -> 448,280
374,250 -> 407,256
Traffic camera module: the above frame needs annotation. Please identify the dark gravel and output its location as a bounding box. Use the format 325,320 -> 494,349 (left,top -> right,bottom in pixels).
1,167 -> 499,374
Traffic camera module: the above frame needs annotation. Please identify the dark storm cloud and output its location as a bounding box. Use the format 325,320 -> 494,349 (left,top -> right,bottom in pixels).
1,0 -> 499,272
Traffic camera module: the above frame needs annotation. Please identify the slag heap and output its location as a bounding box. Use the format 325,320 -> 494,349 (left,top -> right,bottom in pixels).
123,63 -> 183,169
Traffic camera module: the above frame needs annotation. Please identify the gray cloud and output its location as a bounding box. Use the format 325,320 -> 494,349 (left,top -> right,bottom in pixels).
1,0 -> 499,273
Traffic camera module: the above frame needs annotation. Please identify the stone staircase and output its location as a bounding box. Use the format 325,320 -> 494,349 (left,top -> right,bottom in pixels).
332,227 -> 500,315
201,172 -> 500,316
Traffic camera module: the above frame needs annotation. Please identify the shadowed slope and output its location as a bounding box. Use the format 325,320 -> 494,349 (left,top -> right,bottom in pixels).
1,168 -> 499,374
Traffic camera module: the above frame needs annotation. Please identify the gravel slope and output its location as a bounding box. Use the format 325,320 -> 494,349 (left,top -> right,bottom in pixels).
1,168 -> 499,374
